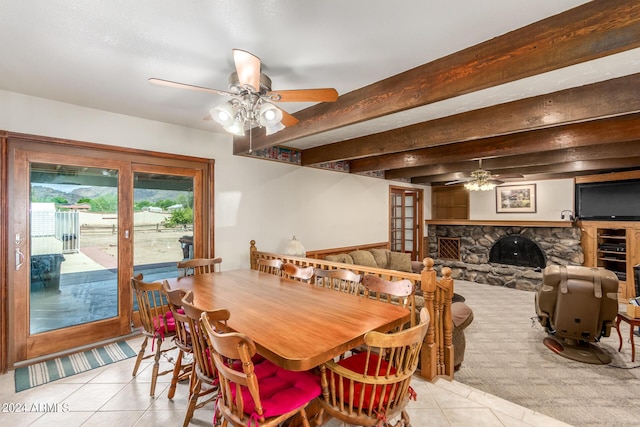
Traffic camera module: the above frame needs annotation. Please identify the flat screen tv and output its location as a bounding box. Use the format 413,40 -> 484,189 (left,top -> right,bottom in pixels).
575,179 -> 640,221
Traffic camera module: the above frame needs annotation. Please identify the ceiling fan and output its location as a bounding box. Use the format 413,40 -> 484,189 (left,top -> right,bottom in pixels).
445,159 -> 505,191
149,49 -> 338,138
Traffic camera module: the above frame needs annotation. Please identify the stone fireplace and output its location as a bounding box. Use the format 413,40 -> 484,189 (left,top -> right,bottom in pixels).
427,222 -> 583,291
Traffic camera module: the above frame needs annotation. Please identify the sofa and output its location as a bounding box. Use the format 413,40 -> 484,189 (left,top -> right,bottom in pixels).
324,248 -> 424,274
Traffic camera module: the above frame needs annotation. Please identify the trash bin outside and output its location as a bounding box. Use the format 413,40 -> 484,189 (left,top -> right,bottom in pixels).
30,253 -> 65,292
179,235 -> 193,260
62,233 -> 77,252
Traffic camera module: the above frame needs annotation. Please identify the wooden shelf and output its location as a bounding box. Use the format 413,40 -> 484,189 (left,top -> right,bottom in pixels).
425,220 -> 574,227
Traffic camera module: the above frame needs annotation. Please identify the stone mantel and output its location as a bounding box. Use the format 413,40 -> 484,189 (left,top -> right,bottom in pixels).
425,219 -> 574,228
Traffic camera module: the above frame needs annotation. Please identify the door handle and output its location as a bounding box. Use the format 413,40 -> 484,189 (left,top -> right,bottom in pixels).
15,248 -> 25,271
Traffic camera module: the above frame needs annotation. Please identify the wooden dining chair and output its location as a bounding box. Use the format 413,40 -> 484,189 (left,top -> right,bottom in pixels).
362,274 -> 417,328
130,274 -> 177,397
282,262 -> 315,283
177,257 -> 223,276
181,292 -> 231,427
257,258 -> 283,276
161,282 -> 192,400
200,313 -> 322,427
317,308 -> 430,427
314,268 -> 362,294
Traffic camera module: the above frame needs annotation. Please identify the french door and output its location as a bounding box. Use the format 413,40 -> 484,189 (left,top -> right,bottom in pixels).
6,139 -> 208,365
389,186 -> 424,261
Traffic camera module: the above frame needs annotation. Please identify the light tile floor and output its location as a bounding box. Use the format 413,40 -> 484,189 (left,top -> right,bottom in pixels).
0,335 -> 572,427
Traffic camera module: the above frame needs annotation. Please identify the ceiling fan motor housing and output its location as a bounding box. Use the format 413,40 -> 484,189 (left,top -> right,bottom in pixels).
228,71 -> 272,96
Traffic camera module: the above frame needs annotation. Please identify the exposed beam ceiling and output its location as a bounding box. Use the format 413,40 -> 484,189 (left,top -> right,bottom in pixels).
1,1 -> 639,186
232,0 -> 640,185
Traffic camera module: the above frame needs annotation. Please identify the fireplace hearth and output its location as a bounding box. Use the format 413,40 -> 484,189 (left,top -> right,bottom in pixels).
428,224 -> 583,291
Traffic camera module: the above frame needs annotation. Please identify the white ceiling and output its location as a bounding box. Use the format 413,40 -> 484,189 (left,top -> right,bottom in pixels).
4,0 -> 636,151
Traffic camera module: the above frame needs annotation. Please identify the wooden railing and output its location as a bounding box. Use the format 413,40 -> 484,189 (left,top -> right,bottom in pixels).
249,240 -> 455,381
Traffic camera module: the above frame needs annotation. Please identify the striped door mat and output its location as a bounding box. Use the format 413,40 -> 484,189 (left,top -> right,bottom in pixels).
14,341 -> 136,392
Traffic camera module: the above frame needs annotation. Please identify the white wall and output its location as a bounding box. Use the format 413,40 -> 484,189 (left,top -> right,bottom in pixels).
0,90 -> 425,269
468,179 -> 574,221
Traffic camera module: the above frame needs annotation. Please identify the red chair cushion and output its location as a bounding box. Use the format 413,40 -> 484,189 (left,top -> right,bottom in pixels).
232,359 -> 320,419
336,352 -> 397,407
153,311 -> 177,334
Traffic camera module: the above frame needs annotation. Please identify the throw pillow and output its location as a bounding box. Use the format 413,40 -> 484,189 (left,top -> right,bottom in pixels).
389,251 -> 413,272
369,248 -> 390,269
349,250 -> 378,268
325,254 -> 354,264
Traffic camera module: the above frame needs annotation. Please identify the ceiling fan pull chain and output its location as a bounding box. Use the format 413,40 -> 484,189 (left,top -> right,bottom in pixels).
249,126 -> 252,153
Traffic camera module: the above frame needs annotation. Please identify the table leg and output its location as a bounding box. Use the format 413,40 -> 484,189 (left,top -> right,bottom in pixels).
630,322 -> 636,363
616,315 -> 623,352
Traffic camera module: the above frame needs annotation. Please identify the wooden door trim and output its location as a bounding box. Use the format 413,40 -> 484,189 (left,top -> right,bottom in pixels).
0,133 -> 7,373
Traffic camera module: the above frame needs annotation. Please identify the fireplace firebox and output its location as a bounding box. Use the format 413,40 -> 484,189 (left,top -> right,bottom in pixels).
489,235 -> 546,269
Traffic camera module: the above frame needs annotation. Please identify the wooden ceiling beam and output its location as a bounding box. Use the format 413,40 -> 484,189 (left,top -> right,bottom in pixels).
413,156 -> 640,185
234,0 -> 640,155
303,73 -> 640,165
349,113 -> 640,173
387,140 -> 640,180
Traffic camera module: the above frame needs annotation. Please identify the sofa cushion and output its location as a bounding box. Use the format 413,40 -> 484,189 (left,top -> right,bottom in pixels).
349,250 -> 378,268
369,248 -> 390,269
389,251 -> 413,273
325,254 -> 354,264
452,302 -> 473,329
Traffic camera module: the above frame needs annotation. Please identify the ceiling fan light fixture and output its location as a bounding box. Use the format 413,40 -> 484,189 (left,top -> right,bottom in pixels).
259,102 -> 283,127
224,119 -> 245,136
459,161 -> 497,191
464,180 -> 496,191
211,101 -> 237,127
265,121 -> 285,136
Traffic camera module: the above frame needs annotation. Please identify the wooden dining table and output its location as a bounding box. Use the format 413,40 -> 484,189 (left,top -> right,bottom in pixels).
165,269 -> 411,371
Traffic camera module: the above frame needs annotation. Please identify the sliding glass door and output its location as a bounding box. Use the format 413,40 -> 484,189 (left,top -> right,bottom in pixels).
6,137 -> 212,366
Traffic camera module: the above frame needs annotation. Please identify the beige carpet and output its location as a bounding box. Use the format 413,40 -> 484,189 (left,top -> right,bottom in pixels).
452,280 -> 640,427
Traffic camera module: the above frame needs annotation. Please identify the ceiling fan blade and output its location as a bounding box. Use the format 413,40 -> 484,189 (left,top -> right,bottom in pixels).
233,49 -> 261,91
280,109 -> 299,127
268,88 -> 339,103
445,179 -> 471,185
492,173 -> 525,179
149,78 -> 234,97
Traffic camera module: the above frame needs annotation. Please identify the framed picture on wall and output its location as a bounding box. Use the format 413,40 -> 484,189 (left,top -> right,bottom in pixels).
496,184 -> 536,213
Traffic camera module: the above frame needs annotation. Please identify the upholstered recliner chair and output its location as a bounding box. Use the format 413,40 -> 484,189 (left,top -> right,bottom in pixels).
535,265 -> 619,364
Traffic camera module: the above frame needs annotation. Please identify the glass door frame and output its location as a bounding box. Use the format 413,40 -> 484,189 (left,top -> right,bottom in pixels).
8,146 -> 132,363
131,163 -> 204,276
389,186 -> 424,261
3,133 -> 214,368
